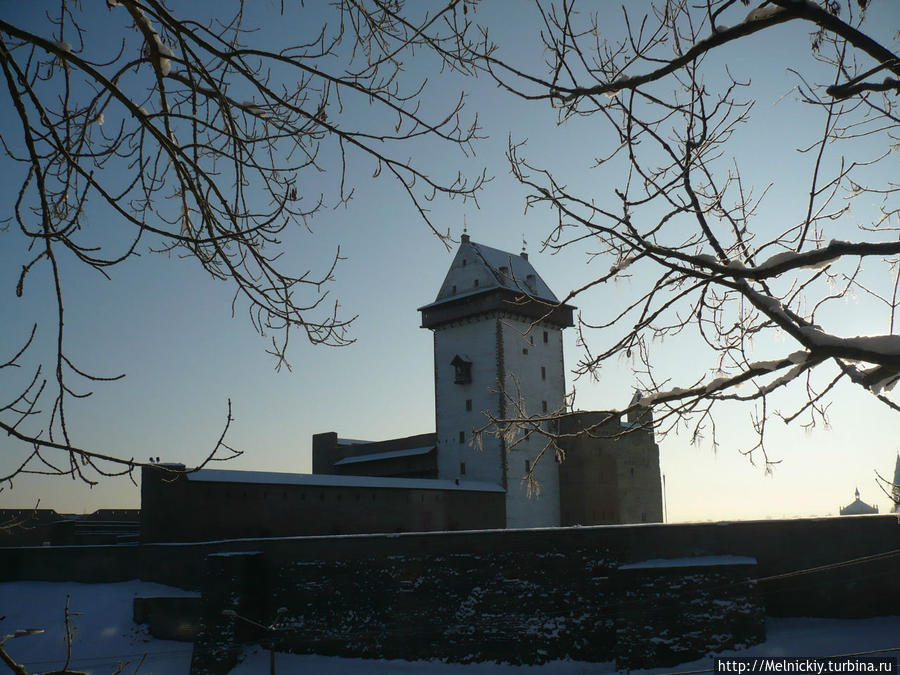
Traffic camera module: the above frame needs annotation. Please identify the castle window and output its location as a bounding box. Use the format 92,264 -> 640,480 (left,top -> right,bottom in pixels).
543,331 -> 548,344
541,366 -> 546,380
460,461 -> 466,475
630,467 -> 635,477
458,431 -> 465,444
525,459 -> 531,473
451,355 -> 472,384
526,273 -> 536,291
465,399 -> 472,411
522,348 -> 528,355
462,259 -> 467,266
474,278 -> 479,287
542,400 -> 548,413
451,284 -> 457,294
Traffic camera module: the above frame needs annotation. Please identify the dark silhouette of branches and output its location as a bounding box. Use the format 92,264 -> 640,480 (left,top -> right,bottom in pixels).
0,1 -> 484,486
458,0 -> 900,473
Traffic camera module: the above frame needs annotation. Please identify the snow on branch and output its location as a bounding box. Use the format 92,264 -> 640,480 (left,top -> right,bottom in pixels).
638,350 -> 817,408
688,239 -> 900,280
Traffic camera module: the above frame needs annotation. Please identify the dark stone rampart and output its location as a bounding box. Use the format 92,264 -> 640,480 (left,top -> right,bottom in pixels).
613,561 -> 764,669
1,515 -> 897,618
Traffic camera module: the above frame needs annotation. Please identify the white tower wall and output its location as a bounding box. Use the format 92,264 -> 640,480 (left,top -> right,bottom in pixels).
499,317 -> 565,528
421,235 -> 575,529
434,318 -> 505,485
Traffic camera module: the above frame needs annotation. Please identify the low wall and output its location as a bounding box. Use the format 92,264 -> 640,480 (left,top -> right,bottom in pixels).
613,559 -> 764,669
1,515 -> 897,617
0,543 -> 140,582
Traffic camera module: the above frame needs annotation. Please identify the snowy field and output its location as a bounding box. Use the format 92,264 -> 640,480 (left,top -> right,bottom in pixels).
1,580 -> 898,674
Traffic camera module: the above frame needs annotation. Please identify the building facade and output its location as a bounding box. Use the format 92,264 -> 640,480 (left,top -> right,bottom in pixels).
839,488 -> 879,516
419,234 -> 575,527
141,465 -> 503,542
140,236 -> 663,541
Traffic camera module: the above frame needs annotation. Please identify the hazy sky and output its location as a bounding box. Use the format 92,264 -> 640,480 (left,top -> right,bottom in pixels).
1,1 -> 898,521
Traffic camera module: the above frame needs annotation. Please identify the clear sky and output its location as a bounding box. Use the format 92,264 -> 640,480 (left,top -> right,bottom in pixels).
1,1 -> 898,521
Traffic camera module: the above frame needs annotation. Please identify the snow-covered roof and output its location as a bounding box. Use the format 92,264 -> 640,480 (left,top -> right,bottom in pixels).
425,236 -> 559,308
187,468 -> 503,492
333,446 -> 435,466
619,555 -> 757,570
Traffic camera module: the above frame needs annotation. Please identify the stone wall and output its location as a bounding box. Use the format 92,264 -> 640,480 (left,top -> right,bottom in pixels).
2,515 -> 898,618
557,411 -> 663,525
270,549 -> 615,664
187,550 -> 766,670
613,559 -> 764,669
311,432 -> 438,478
140,465 -> 505,543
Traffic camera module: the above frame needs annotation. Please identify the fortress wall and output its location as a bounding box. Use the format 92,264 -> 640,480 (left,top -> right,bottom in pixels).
1,515 -> 897,617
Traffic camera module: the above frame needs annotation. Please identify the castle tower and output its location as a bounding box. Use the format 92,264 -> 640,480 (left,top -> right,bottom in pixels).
419,235 -> 575,528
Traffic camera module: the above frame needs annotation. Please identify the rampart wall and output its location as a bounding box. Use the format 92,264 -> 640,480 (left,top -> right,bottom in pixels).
1,515 -> 897,619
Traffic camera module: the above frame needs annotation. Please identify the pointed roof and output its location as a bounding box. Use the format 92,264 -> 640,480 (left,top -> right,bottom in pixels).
893,453 -> 900,489
839,488 -> 878,516
419,235 -> 575,329
429,235 -> 559,304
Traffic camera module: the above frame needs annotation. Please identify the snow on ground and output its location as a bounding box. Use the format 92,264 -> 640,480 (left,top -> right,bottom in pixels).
233,616 -> 900,674
0,581 -> 196,674
1,581 -> 899,674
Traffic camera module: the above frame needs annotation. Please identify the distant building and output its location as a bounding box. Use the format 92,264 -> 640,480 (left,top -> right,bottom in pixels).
839,488 -> 879,516
141,236 -> 663,542
0,508 -> 140,546
315,235 -> 662,528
